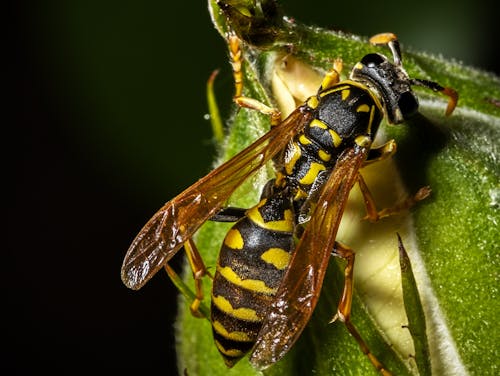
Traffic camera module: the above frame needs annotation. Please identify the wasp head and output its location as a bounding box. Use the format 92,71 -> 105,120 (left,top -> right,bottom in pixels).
350,52 -> 419,124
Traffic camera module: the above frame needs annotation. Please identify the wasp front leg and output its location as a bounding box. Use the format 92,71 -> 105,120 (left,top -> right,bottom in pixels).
364,140 -> 397,166
227,33 -> 282,127
318,58 -> 343,91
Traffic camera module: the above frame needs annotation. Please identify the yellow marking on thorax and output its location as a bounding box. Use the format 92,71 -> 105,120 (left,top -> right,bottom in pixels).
217,264 -> 277,294
318,149 -> 331,162
341,89 -> 350,101
260,248 -> 291,270
356,103 -> 371,112
299,134 -> 311,145
367,104 -> 376,135
215,340 -> 245,357
212,320 -> 253,342
306,96 -> 319,109
212,294 -> 261,321
329,129 -> 342,147
285,142 -> 302,175
224,229 -> 244,250
247,200 -> 294,232
310,118 -> 327,129
294,188 -> 308,201
311,117 -> 341,149
342,79 -> 384,113
319,84 -> 349,98
299,162 -> 326,185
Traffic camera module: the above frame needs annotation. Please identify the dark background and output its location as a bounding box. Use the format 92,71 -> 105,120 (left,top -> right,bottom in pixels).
8,1 -> 498,374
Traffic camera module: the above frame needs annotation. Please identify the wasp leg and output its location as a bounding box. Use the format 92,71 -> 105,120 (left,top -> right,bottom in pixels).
210,206 -> 247,222
330,242 -> 392,376
227,32 -> 282,127
364,140 -> 397,166
165,238 -> 212,318
358,173 -> 431,222
209,177 -> 279,222
318,58 -> 343,91
164,263 -> 206,319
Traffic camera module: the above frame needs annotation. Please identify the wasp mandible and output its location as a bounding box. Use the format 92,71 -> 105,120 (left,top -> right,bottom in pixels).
121,32 -> 458,373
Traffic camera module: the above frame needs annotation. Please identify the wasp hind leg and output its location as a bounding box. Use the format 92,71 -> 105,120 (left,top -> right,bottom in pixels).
330,242 -> 393,376
165,238 -> 212,319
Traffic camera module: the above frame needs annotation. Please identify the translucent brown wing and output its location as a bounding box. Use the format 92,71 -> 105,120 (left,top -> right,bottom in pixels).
249,146 -> 369,369
121,108 -> 313,290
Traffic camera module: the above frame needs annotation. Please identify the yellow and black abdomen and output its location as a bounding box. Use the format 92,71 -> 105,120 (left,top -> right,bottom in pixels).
211,194 -> 295,367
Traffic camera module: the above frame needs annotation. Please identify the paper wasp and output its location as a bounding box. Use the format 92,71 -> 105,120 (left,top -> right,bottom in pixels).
121,32 -> 457,373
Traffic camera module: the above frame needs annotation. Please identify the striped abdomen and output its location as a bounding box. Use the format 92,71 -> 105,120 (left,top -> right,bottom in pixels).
211,193 -> 295,367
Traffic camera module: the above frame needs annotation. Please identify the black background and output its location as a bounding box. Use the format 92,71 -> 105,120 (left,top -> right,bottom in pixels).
8,1 -> 498,374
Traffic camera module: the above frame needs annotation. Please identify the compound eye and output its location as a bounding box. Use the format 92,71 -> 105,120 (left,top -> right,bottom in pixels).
360,53 -> 386,67
398,91 -> 418,118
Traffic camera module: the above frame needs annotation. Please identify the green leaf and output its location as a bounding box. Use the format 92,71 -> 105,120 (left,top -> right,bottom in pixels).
176,1 -> 500,375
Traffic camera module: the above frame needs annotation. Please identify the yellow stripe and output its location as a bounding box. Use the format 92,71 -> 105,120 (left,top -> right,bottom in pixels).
341,89 -> 350,101
260,248 -> 291,270
212,320 -> 252,342
367,104 -> 375,135
294,188 -> 308,201
285,142 -> 301,175
306,96 -> 319,109
311,118 -> 340,149
318,149 -> 331,162
224,229 -> 244,250
215,340 -> 245,357
299,134 -> 311,145
310,118 -> 327,129
318,84 -> 350,98
356,103 -> 370,112
246,200 -> 294,232
342,80 -> 384,112
212,294 -> 261,321
217,264 -> 277,294
328,129 -> 342,147
299,162 -> 326,185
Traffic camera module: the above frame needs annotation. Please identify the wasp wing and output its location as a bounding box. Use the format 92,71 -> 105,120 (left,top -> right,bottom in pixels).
121,108 -> 313,290
249,146 -> 369,369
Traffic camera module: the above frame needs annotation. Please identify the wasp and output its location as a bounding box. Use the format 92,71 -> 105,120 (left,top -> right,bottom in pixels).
121,32 -> 458,373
